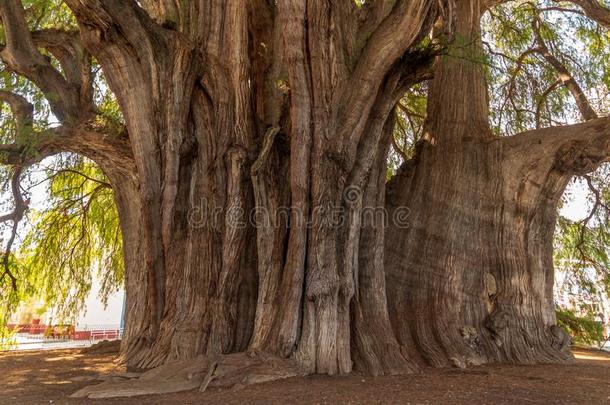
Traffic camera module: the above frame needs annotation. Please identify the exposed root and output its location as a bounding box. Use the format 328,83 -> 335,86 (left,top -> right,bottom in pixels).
70,352 -> 305,399
81,339 -> 121,355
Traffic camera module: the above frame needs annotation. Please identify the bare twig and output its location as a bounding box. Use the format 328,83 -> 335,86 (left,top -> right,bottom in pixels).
0,168 -> 28,291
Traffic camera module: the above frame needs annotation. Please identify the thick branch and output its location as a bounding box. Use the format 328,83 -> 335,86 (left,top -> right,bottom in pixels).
337,0 -> 445,152
506,117 -> 610,175
0,117 -> 133,180
357,0 -> 397,39
532,16 -> 598,121
349,0 -> 440,105
31,29 -> 93,103
64,0 -> 167,52
564,0 -> 610,27
348,53 -> 434,189
139,0 -> 181,26
0,0 -> 86,121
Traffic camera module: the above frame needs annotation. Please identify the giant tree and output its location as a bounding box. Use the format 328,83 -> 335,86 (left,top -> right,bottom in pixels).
1,0 -> 610,396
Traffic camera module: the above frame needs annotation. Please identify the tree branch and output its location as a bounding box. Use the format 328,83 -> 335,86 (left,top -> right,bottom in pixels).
50,168 -> 113,189
563,0 -> 610,28
506,117 -> 610,175
337,0 -> 445,154
350,0 -> 443,102
0,116 -> 133,179
0,167 -> 28,291
139,0 -> 181,26
505,47 -> 541,110
348,54 -> 435,188
574,174 -> 610,267
31,29 -> 93,103
356,0 -> 398,50
532,15 -> 598,121
0,90 -> 34,135
392,115 -> 409,162
0,0 -> 87,121
63,0 -> 167,51
535,79 -> 562,128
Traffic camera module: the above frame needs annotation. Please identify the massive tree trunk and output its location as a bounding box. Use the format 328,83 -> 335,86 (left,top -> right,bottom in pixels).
5,1 -> 610,396
385,0 -> 608,368
71,6 -> 260,368
60,0 -> 447,376
67,0 -> 609,378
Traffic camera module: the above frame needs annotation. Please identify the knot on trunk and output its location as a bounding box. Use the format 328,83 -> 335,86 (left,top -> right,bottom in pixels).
460,326 -> 484,357
485,308 -> 510,339
484,272 -> 497,299
549,325 -> 571,352
226,146 -> 248,167
555,141 -> 607,175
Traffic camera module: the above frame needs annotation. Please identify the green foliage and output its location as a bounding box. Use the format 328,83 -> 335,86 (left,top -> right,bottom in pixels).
554,168 -> 610,300
22,0 -> 77,29
0,0 -> 125,341
484,1 -> 610,135
554,169 -> 610,345
555,218 -> 610,294
0,157 -> 123,336
21,158 -> 123,320
0,255 -> 26,344
387,84 -> 427,177
556,308 -> 604,344
0,322 -> 17,350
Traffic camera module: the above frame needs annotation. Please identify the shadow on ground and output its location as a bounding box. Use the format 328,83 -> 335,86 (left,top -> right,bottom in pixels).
1,347 -> 609,404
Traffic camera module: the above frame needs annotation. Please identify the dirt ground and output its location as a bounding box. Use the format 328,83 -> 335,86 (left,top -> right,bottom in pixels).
1,347 -> 609,404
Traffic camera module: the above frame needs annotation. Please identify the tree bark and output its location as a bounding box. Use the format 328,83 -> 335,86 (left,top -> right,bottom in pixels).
384,0 -> 610,368
7,0 -> 610,391
58,0 -> 445,375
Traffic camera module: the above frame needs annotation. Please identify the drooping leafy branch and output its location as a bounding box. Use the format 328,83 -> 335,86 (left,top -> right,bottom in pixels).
555,168 -> 610,303
0,157 -> 123,332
